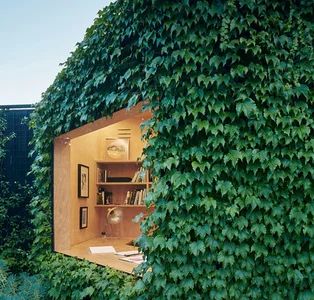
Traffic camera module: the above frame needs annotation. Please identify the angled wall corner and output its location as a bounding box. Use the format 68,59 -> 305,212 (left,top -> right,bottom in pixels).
53,102 -> 151,254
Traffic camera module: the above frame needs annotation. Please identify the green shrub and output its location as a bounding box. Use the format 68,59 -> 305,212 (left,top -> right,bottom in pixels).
39,253 -> 135,300
0,183 -> 34,273
0,259 -> 48,299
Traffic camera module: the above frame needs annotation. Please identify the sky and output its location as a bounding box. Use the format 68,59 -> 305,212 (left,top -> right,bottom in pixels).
0,0 -> 113,105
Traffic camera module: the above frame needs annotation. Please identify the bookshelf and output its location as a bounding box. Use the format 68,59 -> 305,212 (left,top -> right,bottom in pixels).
95,160 -> 151,207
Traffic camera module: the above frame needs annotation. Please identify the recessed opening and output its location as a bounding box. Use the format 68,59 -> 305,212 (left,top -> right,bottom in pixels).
53,103 -> 152,273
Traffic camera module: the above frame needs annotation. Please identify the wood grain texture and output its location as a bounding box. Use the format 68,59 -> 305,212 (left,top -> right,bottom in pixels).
53,138 -> 71,251
56,102 -> 151,140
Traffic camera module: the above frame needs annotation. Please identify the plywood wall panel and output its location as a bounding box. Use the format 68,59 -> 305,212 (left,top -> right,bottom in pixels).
70,131 -> 100,246
53,138 -> 71,251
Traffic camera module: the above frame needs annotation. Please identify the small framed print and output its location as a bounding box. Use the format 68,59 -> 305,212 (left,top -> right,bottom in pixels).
105,138 -> 129,161
78,164 -> 89,198
80,207 -> 88,229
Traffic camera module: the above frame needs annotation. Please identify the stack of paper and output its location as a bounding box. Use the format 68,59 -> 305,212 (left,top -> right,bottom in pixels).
119,254 -> 144,264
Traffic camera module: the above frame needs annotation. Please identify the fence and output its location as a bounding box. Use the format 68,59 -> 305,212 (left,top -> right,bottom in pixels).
0,104 -> 34,185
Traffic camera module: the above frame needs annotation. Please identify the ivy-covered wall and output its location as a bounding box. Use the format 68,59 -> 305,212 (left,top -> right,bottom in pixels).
31,1 -> 313,299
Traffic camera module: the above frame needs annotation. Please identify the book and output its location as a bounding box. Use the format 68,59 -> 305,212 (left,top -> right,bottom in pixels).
134,191 -> 139,205
138,189 -> 146,205
130,191 -> 136,205
131,171 -> 139,182
107,177 -> 132,182
124,191 -> 131,204
139,189 -> 143,205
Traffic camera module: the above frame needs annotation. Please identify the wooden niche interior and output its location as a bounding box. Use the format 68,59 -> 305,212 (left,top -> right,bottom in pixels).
53,104 -> 152,273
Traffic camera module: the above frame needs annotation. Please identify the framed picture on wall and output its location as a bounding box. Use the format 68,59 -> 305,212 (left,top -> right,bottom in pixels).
78,164 -> 89,198
105,138 -> 129,161
80,207 -> 88,229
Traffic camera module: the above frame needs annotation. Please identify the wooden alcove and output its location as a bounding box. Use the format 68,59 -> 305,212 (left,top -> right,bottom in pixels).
53,103 -> 152,273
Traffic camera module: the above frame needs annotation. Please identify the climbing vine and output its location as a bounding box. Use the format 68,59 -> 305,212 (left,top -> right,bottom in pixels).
0,113 -> 12,163
31,1 -> 313,299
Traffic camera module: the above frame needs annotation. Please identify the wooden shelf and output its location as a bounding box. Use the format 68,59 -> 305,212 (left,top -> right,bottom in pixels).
95,204 -> 146,208
97,182 -> 152,185
95,160 -> 142,164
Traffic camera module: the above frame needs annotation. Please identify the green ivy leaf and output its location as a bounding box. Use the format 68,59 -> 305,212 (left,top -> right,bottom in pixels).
190,241 -> 206,256
236,98 -> 258,117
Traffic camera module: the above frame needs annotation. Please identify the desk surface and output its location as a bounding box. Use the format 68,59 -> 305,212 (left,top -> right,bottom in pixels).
60,237 -> 139,274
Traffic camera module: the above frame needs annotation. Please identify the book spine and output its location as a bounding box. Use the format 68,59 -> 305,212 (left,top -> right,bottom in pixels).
134,191 -> 140,205
125,191 -> 130,204
138,190 -> 143,205
133,192 -> 137,205
101,189 -> 105,205
131,171 -> 138,182
130,191 -> 136,205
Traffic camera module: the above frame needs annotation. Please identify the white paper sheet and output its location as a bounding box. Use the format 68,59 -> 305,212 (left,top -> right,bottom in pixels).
119,254 -> 144,264
89,246 -> 116,254
116,250 -> 139,256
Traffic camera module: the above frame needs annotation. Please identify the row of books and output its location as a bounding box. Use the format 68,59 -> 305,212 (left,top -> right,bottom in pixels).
124,189 -> 147,205
97,167 -> 149,183
96,188 -> 146,206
